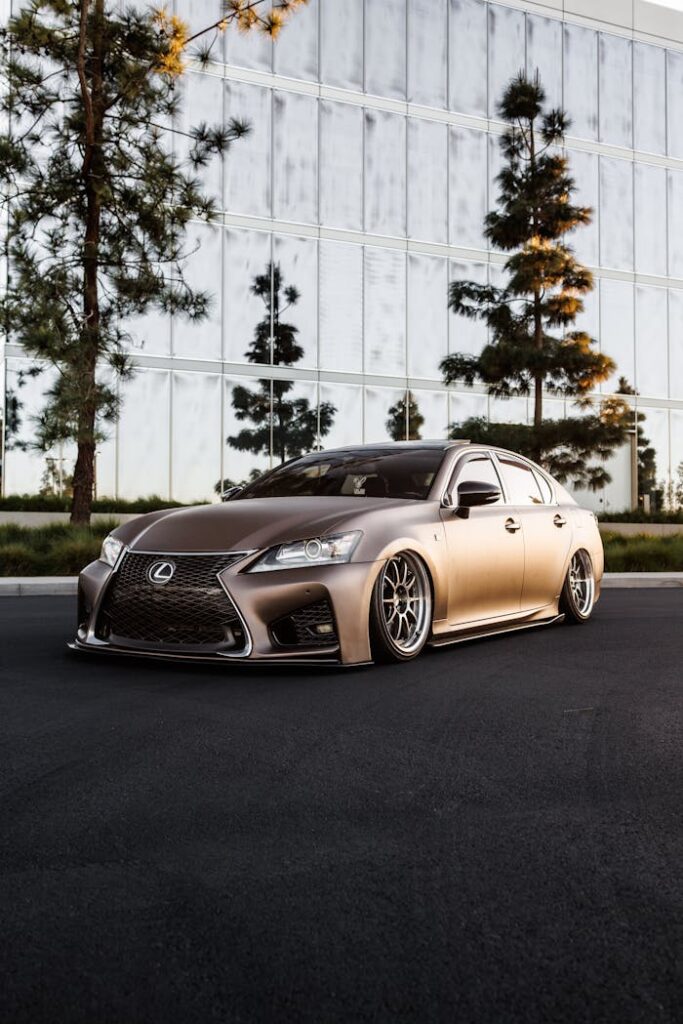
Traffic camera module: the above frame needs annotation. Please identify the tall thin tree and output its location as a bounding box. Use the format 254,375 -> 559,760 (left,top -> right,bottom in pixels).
442,73 -> 629,490
0,0 -> 307,522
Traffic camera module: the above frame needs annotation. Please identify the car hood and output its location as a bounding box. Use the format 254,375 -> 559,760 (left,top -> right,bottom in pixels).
115,496 -> 415,555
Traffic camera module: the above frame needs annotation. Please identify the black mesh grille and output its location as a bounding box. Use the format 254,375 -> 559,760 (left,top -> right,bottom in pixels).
95,552 -> 246,651
271,600 -> 338,648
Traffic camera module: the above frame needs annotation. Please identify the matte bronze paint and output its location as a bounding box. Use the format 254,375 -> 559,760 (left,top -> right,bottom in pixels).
73,442 -> 604,666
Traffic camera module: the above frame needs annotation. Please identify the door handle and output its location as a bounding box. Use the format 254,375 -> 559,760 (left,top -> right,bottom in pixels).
553,514 -> 567,527
505,517 -> 521,533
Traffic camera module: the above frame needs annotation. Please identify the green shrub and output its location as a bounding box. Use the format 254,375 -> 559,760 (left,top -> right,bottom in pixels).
0,521 -> 117,576
0,493 -> 202,513
598,509 -> 683,525
602,532 -> 683,572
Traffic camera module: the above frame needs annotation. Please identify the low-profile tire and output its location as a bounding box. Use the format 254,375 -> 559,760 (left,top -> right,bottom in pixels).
560,549 -> 596,624
370,551 -> 433,663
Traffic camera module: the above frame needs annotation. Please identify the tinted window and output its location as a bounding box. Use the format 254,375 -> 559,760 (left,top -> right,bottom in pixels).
238,448 -> 445,501
498,458 -> 544,505
452,455 -> 503,504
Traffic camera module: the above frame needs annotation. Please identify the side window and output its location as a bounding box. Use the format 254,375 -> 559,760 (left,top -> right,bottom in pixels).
451,455 -> 503,504
533,470 -> 554,505
497,458 -> 544,505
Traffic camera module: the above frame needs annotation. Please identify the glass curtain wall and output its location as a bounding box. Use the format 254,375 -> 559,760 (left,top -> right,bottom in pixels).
2,0 -> 681,512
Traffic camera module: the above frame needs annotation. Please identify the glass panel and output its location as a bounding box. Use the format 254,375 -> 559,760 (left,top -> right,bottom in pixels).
2,359 -> 56,495
320,0 -> 363,90
407,254 -> 448,379
574,280 -> 599,348
363,247 -> 406,375
599,157 -> 633,271
568,150 -> 599,267
410,388 -> 449,439
174,0 -> 222,53
173,222 -> 222,361
364,109 -> 406,237
365,0 -> 406,100
407,118 -> 448,243
408,0 -> 447,108
635,286 -> 668,400
526,15 -> 562,111
449,0 -> 487,117
318,383 -> 364,450
634,42 -> 666,155
671,410 -> 683,504
489,396 -> 528,424
563,24 -> 598,141
667,49 -> 683,160
125,309 -> 170,357
488,3 -> 525,119
448,390 -> 487,434
224,229 -> 272,364
273,234 -> 318,369
273,91 -> 318,225
635,405 -> 669,512
224,81 -> 271,219
118,369 -> 170,499
223,376 -> 273,484
319,240 -> 363,373
448,259 -> 488,358
449,126 -> 487,250
599,34 -> 632,149
272,378 -> 320,462
668,289 -> 683,401
171,371 -> 221,502
668,170 -> 683,279
498,457 -> 544,505
273,0 -> 318,81
176,72 -> 223,202
225,15 -> 272,72
600,279 -> 634,393
364,385 -> 408,442
634,163 -> 667,277
320,101 -> 363,231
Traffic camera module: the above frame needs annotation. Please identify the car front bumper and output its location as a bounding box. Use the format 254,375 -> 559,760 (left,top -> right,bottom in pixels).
74,553 -> 382,666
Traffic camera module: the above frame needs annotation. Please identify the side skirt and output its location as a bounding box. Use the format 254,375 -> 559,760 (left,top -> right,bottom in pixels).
428,613 -> 565,649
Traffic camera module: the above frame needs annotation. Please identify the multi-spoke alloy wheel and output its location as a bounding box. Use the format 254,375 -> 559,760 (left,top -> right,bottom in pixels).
371,551 -> 432,661
561,549 -> 595,623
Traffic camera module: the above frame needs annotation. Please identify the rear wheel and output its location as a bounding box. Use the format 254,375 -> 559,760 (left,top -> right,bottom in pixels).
560,549 -> 595,624
370,552 -> 432,663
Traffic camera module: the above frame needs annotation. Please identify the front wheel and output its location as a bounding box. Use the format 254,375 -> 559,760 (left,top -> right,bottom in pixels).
560,549 -> 596,624
370,552 -> 433,663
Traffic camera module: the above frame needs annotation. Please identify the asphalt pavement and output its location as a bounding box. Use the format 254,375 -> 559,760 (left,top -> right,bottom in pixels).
1,592 -> 682,1024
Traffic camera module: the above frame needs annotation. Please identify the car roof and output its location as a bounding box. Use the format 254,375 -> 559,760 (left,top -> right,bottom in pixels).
316,440 -> 471,455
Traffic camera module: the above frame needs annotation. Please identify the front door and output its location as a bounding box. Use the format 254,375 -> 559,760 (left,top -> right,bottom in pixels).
440,452 -> 525,626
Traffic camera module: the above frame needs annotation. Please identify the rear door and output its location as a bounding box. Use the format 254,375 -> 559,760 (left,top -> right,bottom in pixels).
440,451 -> 525,626
494,455 -> 572,613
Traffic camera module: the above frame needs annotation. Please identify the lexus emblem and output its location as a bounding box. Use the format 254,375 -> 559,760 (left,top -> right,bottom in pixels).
147,560 -> 176,585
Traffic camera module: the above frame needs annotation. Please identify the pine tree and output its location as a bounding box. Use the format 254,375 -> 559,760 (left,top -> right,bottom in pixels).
0,0 -> 307,522
442,73 -> 629,490
228,264 -> 336,464
386,391 -> 424,441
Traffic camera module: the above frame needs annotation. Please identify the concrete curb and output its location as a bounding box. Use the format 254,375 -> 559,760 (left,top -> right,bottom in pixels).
1,573 -> 682,596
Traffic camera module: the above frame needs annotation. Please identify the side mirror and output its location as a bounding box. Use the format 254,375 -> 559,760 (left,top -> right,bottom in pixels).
221,486 -> 243,503
456,479 -> 501,511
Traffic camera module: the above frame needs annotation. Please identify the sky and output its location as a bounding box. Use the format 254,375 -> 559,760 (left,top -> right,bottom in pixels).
649,0 -> 683,10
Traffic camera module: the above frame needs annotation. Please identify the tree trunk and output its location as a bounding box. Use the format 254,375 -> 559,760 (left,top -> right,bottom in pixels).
70,0 -> 104,525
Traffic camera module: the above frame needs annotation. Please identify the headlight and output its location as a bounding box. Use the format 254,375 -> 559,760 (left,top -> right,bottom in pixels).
99,534 -> 124,567
247,531 -> 361,573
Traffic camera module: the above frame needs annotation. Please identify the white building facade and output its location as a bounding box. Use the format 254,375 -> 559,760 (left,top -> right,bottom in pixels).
2,0 -> 682,510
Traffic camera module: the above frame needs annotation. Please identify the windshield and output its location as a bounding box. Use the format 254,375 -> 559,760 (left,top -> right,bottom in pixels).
238,448 -> 446,501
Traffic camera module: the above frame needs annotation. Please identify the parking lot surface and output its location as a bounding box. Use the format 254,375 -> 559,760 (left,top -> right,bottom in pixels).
1,591 -> 682,1023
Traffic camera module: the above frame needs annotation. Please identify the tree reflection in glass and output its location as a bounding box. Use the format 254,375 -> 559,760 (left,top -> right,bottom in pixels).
228,263 -> 336,467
